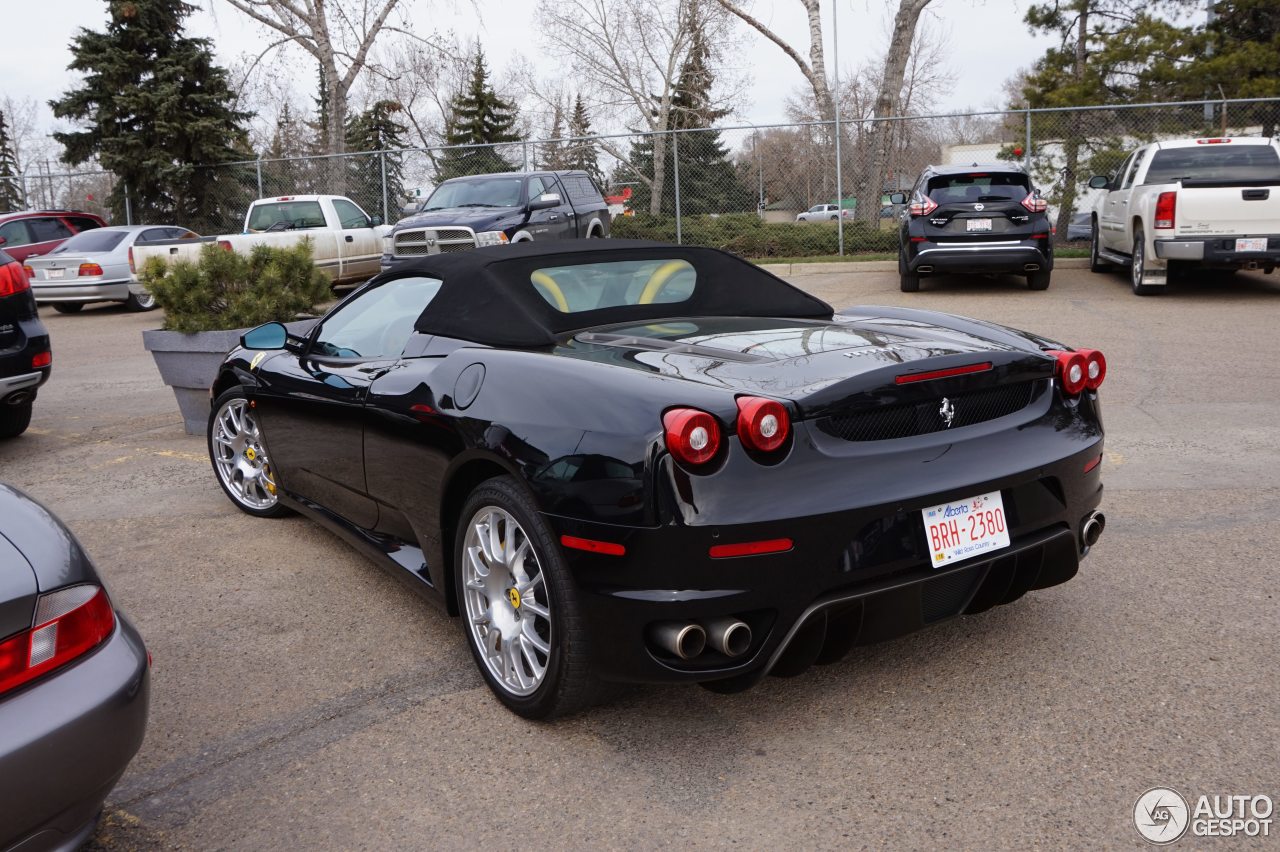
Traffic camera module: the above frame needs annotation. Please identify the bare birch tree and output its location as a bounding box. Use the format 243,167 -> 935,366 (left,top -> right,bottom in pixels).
218,0 -> 426,156
713,0 -> 833,122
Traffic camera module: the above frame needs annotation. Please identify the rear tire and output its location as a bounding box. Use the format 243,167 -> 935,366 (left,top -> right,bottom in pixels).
1089,218 -> 1108,272
1027,270 -> 1051,290
455,476 -> 604,719
53,303 -> 83,314
125,290 -> 157,312
1131,227 -> 1161,296
0,400 -> 33,439
898,249 -> 920,292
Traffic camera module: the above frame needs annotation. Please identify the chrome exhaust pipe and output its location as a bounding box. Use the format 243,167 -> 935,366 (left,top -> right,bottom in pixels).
1024,263 -> 1040,271
649,622 -> 706,660
1081,511 -> 1106,549
703,617 -> 752,658
4,391 -> 32,406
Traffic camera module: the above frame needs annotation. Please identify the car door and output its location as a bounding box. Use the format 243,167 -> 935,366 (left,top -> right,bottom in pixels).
1099,150 -> 1137,251
332,198 -> 381,282
522,176 -> 557,240
252,275 -> 441,529
0,220 -> 36,262
543,175 -> 578,238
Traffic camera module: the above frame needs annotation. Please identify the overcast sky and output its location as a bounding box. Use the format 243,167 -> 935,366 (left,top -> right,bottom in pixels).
3,0 -> 1057,142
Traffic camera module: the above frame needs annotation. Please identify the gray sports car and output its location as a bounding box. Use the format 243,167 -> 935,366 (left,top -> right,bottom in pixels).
0,483 -> 149,851
25,224 -> 197,313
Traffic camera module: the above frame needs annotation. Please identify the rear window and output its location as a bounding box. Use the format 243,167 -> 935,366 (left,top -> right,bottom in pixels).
562,174 -> 602,204
247,201 -> 326,231
926,173 -> 1030,203
1143,144 -> 1280,185
53,229 -> 128,253
530,259 -> 697,313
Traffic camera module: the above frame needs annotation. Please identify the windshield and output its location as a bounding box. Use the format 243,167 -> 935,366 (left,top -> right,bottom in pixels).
926,172 -> 1030,203
423,178 -> 524,210
530,259 -> 697,313
1143,144 -> 1280,185
52,229 -> 128,254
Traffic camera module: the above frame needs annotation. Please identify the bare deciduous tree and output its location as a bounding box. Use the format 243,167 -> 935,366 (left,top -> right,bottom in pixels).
714,0 -> 832,122
218,0 -> 425,155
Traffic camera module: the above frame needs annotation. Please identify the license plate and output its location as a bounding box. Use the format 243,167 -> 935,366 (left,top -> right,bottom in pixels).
922,490 -> 1010,568
1236,237 -> 1267,252
966,219 -> 992,232
45,268 -> 64,279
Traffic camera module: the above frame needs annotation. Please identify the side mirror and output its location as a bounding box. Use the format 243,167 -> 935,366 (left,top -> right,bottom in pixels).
528,192 -> 562,212
888,192 -> 907,205
241,321 -> 287,350
370,216 -> 383,227
1087,175 -> 1111,189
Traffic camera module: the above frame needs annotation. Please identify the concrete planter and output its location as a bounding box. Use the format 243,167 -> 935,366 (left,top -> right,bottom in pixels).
143,319 -> 318,435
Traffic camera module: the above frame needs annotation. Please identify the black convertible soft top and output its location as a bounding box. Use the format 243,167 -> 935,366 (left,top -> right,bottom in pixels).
391,240 -> 834,348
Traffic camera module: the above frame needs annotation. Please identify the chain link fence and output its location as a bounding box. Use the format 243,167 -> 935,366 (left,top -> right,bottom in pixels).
4,98 -> 1277,256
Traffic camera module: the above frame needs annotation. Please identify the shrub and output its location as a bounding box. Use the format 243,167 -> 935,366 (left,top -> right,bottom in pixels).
611,214 -> 898,257
141,240 -> 331,333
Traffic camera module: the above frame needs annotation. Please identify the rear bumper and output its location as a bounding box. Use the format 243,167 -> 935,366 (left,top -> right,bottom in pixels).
0,371 -> 42,396
909,241 -> 1053,274
1154,235 -> 1280,266
32,280 -> 131,304
0,616 -> 149,852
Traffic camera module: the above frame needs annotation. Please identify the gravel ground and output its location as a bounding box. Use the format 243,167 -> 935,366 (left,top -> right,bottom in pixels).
2,263 -> 1276,850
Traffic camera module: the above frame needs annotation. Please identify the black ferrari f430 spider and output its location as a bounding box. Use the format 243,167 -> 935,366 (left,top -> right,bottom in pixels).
207,240 -> 1107,718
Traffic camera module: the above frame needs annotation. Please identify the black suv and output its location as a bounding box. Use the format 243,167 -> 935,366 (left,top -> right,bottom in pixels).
0,250 -> 51,438
891,164 -> 1054,292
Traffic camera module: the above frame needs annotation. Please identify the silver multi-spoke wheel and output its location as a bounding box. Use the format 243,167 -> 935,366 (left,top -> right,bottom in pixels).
462,506 -> 552,697
211,397 -> 278,510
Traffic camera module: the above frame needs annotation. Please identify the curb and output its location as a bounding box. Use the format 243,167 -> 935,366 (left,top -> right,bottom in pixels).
761,257 -> 1091,276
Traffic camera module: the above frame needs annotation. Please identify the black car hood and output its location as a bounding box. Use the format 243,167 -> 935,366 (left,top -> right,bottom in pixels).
394,206 -> 523,231
554,307 -> 1056,416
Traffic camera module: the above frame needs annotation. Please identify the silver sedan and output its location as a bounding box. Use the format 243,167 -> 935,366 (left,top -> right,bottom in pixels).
25,224 -> 197,313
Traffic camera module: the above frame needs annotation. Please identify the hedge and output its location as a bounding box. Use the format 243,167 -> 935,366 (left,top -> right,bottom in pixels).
610,213 -> 899,257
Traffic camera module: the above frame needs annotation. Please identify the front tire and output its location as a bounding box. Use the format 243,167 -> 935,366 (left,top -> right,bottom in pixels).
125,290 -> 157,312
208,387 -> 289,518
455,476 -> 601,719
0,400 -> 33,439
53,303 -> 83,314
1131,227 -> 1160,296
898,249 -> 920,292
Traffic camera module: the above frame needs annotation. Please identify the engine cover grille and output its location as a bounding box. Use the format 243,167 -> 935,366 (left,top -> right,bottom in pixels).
393,227 -> 477,256
818,381 -> 1040,442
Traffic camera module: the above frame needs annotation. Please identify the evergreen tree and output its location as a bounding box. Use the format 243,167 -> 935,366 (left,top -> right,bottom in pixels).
51,0 -> 252,229
0,111 -> 22,211
1175,0 -> 1280,135
345,100 -> 409,218
565,95 -> 603,188
628,21 -> 752,216
305,64 -> 331,157
263,103 -> 311,197
541,100 -> 568,170
436,50 -> 521,180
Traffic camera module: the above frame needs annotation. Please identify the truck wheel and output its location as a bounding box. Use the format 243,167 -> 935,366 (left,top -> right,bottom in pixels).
1027,271 -> 1051,290
53,304 -> 83,314
0,400 -> 33,439
1131,227 -> 1161,296
1089,219 -> 1109,272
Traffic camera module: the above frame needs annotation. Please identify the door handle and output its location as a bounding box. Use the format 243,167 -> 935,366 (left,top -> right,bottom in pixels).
345,235 -> 354,243
548,214 -> 559,221
1242,188 -> 1270,201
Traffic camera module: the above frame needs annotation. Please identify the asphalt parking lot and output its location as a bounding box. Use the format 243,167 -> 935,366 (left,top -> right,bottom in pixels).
3,262 -> 1278,849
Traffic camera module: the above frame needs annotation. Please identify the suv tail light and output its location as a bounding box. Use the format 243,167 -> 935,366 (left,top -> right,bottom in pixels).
908,196 -> 938,217
0,261 -> 31,297
736,396 -> 790,454
0,585 -> 115,697
663,408 -> 721,467
1021,192 -> 1048,213
1047,349 -> 1090,396
1154,192 -> 1176,229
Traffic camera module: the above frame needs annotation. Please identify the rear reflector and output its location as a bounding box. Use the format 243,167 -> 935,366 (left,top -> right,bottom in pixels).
0,585 -> 115,697
710,538 -> 794,559
895,362 -> 992,384
1084,454 -> 1103,473
32,351 -> 51,369
0,261 -> 30,297
1154,191 -> 1176,229
560,535 -> 625,556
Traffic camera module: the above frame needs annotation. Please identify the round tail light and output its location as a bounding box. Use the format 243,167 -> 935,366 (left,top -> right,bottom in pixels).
663,408 -> 721,466
1078,348 -> 1107,390
1048,350 -> 1088,396
736,396 -> 790,453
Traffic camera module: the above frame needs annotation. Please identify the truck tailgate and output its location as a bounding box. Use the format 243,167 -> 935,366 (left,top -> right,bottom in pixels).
1177,186 -> 1280,236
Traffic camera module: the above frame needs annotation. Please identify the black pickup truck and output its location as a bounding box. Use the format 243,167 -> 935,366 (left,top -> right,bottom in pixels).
381,170 -> 610,270
0,249 -> 51,438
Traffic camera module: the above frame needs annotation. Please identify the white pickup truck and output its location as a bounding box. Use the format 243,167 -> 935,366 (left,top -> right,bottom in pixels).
1087,136 -> 1280,295
133,195 -> 391,286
